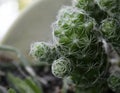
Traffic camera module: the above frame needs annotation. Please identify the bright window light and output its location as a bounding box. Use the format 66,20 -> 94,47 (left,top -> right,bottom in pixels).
0,0 -> 19,41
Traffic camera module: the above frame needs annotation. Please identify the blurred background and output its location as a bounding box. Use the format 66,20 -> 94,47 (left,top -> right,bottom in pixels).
0,0 -> 74,93
0,0 -> 33,41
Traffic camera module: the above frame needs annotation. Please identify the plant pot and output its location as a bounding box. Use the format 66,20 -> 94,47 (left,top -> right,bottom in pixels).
0,0 -> 71,58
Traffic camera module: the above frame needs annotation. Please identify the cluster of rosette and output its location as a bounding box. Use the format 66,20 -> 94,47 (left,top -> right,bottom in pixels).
30,0 -> 120,92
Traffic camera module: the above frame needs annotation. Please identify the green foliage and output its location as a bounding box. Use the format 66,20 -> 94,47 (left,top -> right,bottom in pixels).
96,0 -> 120,20
73,0 -> 96,13
107,72 -> 120,93
30,0 -> 120,92
73,0 -> 107,22
96,0 -> 117,11
8,73 -> 43,93
8,88 -> 16,93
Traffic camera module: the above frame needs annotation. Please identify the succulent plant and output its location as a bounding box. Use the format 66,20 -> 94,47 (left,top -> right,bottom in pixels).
53,6 -> 96,53
73,0 -> 107,22
100,18 -> 118,38
96,0 -> 120,20
107,72 -> 120,93
73,0 -> 96,13
30,0 -> 120,92
30,42 -> 54,63
52,57 -> 73,78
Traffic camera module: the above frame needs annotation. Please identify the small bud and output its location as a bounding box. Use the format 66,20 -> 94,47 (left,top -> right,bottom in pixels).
52,57 -> 73,78
107,73 -> 120,92
100,18 -> 117,37
30,42 -> 51,62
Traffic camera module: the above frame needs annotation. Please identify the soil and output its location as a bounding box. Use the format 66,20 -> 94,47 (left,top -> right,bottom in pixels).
0,54 -> 75,93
